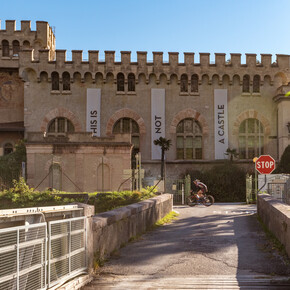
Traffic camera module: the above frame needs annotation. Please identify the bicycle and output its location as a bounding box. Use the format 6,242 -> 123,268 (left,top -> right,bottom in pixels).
186,190 -> 215,207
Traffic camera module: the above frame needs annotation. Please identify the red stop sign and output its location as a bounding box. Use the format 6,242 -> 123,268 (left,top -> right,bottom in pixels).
255,155 -> 275,174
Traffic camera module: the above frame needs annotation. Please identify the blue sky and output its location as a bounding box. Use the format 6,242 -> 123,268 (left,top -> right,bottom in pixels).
1,0 -> 290,62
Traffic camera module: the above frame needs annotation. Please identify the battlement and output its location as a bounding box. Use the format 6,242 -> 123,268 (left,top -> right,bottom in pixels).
19,49 -> 290,69
0,20 -> 54,37
0,20 -> 56,61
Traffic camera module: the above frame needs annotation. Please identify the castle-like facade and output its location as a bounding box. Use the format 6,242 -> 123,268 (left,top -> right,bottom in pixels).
0,20 -> 289,192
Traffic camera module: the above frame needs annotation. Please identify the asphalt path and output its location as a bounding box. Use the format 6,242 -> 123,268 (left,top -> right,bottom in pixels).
84,203 -> 290,289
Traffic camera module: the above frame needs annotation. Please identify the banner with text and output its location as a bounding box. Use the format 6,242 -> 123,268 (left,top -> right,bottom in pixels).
214,89 -> 228,159
151,88 -> 165,160
86,88 -> 101,137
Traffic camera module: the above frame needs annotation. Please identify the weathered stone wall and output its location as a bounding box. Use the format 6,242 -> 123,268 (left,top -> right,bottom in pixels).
92,193 -> 173,260
257,194 -> 290,257
26,133 -> 132,192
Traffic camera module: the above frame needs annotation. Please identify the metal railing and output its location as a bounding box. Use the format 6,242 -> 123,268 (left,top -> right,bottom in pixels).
0,216 -> 87,290
48,217 -> 87,289
0,223 -> 47,290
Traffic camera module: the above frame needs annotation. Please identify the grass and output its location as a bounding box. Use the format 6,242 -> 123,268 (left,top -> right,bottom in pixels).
155,211 -> 179,226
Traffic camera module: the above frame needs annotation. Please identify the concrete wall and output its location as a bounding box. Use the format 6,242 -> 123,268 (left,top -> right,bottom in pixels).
257,194 -> 290,257
91,193 -> 173,263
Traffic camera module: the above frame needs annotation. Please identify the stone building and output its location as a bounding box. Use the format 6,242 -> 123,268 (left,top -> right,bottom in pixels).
0,20 -> 289,191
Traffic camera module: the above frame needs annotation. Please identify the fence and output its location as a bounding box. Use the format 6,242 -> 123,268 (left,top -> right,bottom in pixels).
167,175 -> 191,204
0,217 -> 87,290
0,223 -> 47,290
257,174 -> 290,205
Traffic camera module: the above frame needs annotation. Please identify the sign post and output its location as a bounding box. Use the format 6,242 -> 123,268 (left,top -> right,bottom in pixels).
254,155 -> 275,200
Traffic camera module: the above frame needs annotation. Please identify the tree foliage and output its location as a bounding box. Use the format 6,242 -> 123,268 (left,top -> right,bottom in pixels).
186,162 -> 246,202
275,145 -> 290,173
153,137 -> 172,179
0,140 -> 26,189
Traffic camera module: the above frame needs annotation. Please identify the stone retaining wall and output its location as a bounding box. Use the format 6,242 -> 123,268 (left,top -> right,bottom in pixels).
257,194 -> 290,257
91,193 -> 173,263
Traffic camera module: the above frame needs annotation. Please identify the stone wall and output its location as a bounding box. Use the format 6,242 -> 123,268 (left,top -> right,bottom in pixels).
257,194 -> 290,257
91,193 -> 173,262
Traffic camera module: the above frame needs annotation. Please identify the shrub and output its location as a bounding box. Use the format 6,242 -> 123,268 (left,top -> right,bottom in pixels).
275,145 -> 290,173
0,140 -> 26,189
187,162 -> 246,202
93,187 -> 156,213
203,162 -> 246,202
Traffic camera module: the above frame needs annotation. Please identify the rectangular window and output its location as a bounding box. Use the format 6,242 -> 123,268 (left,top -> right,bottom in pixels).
239,136 -> 246,159
58,118 -> 65,133
177,137 -> 184,159
185,137 -> 193,159
248,136 -> 255,159
123,119 -> 130,133
195,148 -> 202,159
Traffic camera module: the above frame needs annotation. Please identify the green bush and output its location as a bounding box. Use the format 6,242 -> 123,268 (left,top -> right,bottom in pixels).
0,179 -> 157,212
0,140 -> 26,189
93,186 -> 157,213
0,178 -> 61,208
187,162 -> 246,202
275,145 -> 290,173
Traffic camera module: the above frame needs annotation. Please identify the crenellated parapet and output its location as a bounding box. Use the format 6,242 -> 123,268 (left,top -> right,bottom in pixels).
18,48 -> 290,86
0,20 -> 55,61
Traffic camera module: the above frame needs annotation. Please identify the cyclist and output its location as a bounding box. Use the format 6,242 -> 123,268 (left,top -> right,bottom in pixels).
193,179 -> 208,200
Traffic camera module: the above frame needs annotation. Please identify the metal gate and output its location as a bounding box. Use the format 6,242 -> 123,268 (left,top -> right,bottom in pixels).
0,223 -> 47,290
246,174 -> 255,204
0,216 -> 87,290
171,175 -> 191,204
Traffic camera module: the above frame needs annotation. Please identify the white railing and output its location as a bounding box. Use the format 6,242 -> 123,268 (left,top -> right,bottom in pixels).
0,216 -> 87,290
48,217 -> 87,288
0,223 -> 47,290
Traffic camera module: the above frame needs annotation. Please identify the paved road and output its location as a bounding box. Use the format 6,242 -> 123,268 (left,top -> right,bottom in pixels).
84,203 -> 290,289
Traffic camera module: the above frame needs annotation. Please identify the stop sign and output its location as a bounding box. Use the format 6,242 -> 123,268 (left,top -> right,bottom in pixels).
255,155 -> 275,174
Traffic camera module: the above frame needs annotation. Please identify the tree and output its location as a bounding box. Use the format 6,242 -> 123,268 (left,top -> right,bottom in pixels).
153,137 -> 172,179
275,145 -> 290,173
224,148 -> 239,162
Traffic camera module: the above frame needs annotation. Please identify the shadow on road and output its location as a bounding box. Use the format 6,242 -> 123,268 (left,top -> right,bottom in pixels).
90,204 -> 290,288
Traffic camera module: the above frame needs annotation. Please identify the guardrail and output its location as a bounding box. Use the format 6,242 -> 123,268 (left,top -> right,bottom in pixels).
0,216 -> 87,290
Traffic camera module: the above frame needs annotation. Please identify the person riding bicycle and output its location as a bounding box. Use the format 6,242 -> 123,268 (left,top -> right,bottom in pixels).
193,179 -> 208,201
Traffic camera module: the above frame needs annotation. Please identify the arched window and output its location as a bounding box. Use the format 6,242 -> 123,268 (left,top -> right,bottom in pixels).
62,72 -> 70,91
239,118 -> 264,159
2,40 -> 9,57
176,119 -> 202,159
23,40 -> 30,48
243,75 -> 250,93
51,72 -> 59,90
117,73 -> 125,91
253,75 -> 260,93
180,74 -> 188,92
3,143 -> 13,155
48,117 -> 74,135
113,118 -> 140,167
191,74 -> 199,92
40,71 -> 48,82
128,73 -> 135,92
12,40 -> 20,56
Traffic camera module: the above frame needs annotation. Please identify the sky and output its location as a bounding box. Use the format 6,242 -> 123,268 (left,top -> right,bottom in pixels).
1,0 -> 290,63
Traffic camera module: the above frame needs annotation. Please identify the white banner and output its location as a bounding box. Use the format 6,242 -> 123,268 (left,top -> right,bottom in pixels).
214,89 -> 228,159
86,88 -> 101,137
151,89 -> 165,160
